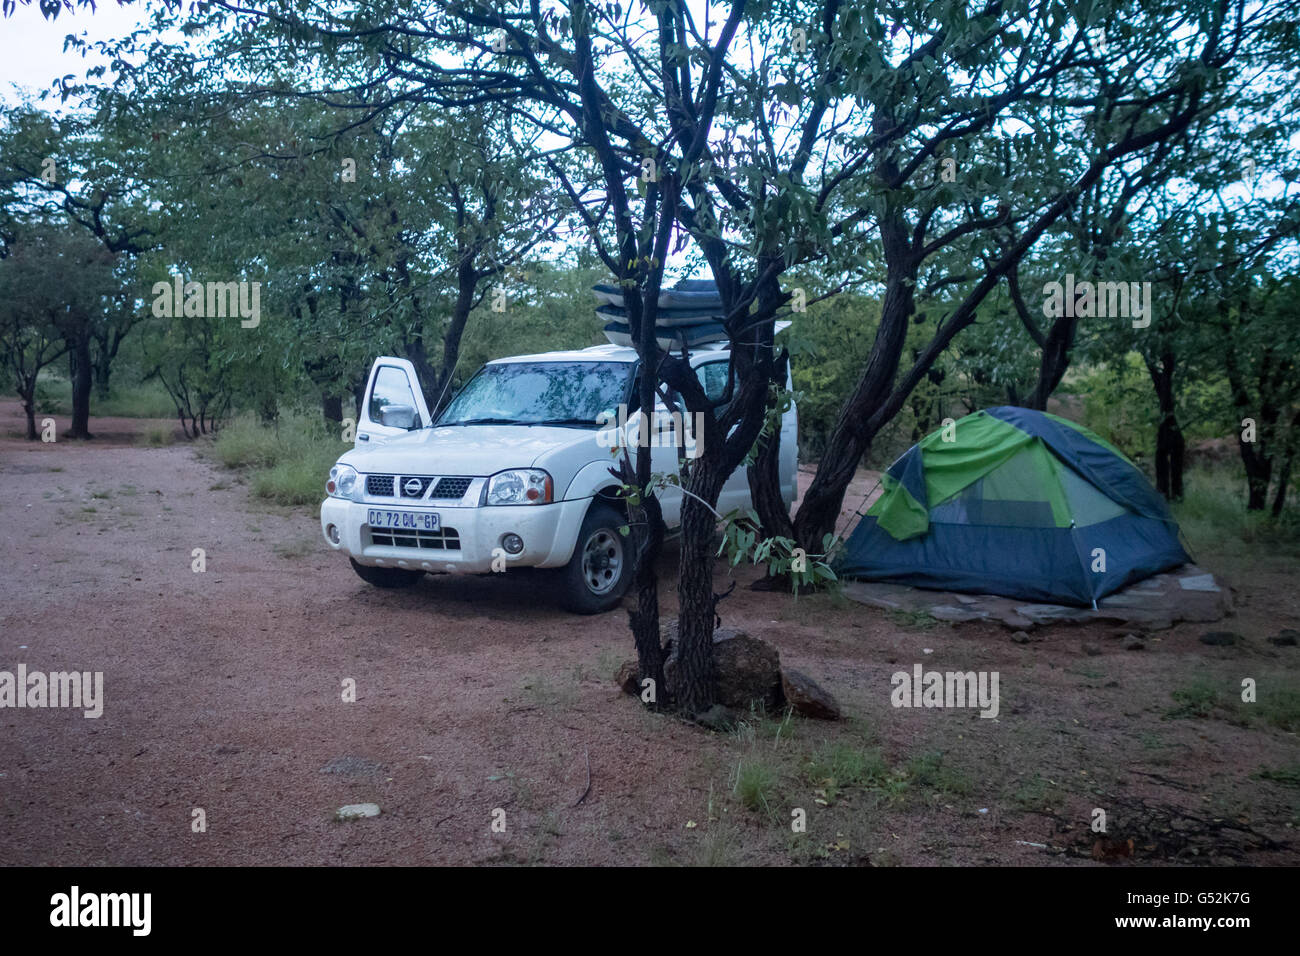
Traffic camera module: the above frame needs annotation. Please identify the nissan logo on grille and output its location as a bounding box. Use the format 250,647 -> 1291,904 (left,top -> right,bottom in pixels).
403,478 -> 424,496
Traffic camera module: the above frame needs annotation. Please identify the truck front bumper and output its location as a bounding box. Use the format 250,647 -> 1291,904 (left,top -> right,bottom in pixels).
319,496 -> 590,573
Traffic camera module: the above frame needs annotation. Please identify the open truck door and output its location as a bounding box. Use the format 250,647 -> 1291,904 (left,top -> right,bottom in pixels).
356,356 -> 433,446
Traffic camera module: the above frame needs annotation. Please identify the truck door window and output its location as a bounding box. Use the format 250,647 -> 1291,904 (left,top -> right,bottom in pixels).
369,365 -> 422,427
696,360 -> 730,404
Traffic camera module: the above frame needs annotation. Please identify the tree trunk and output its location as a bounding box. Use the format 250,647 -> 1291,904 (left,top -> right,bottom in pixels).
625,490 -> 666,707
66,335 -> 93,439
793,249 -> 916,551
747,364 -> 795,542
20,388 -> 38,441
1270,411 -> 1300,517
321,393 -> 343,425
1273,453 -> 1293,517
1242,449 -> 1271,511
1026,314 -> 1077,411
94,351 -> 112,400
668,464 -> 727,716
1146,353 -> 1185,501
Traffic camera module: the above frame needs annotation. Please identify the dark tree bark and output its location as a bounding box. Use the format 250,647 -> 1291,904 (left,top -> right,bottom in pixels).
1273,450 -> 1294,516
747,351 -> 796,544
1146,352 -> 1185,500
794,203 -> 917,549
321,393 -> 343,424
66,331 -> 93,440
20,387 -> 38,440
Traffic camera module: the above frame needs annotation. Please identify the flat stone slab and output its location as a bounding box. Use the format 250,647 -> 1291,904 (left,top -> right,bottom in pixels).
335,803 -> 381,821
842,565 -> 1231,631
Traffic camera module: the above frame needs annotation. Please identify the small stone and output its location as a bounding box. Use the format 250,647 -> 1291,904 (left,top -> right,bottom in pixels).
693,704 -> 733,731
781,668 -> 841,720
614,659 -> 641,695
930,605 -> 987,623
1082,643 -> 1102,656
1122,635 -> 1145,651
1200,631 -> 1240,646
1011,631 -> 1031,644
320,756 -> 385,777
335,803 -> 380,821
1268,629 -> 1298,647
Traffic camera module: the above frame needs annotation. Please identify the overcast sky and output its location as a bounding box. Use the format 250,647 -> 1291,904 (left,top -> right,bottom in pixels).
0,1 -> 152,107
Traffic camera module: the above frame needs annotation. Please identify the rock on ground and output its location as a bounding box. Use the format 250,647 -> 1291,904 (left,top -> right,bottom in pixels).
335,803 -> 380,821
781,669 -> 840,720
621,620 -> 784,713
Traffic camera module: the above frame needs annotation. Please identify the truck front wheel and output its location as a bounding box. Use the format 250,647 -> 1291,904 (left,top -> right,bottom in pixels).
558,503 -> 632,613
349,558 -> 424,589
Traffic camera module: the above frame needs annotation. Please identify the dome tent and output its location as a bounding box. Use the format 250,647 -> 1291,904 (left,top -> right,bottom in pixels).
837,407 -> 1189,607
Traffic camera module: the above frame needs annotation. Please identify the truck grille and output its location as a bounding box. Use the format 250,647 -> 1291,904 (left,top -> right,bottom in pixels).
365,475 -> 474,500
369,527 -> 461,550
432,477 -> 472,499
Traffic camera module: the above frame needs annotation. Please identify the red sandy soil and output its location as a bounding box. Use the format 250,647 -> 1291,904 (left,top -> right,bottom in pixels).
1,401 -> 1297,866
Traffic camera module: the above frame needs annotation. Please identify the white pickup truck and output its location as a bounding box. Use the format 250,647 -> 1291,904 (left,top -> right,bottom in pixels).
320,342 -> 798,612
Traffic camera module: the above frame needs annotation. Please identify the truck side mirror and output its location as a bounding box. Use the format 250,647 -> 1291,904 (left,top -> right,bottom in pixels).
380,404 -> 418,430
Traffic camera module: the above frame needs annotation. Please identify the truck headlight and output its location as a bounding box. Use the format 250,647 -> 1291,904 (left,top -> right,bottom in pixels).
327,463 -> 358,499
483,469 -> 553,506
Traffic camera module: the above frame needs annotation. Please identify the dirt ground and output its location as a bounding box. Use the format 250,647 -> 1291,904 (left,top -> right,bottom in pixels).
1,401 -> 1297,866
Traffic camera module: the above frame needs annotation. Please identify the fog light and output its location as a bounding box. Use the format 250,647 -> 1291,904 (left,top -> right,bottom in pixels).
326,524 -> 341,545
501,533 -> 524,554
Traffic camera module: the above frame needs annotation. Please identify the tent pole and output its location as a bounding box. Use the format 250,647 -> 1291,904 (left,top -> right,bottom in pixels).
1068,519 -> 1098,610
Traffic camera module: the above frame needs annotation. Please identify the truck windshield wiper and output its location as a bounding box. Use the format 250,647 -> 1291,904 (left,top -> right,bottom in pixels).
530,418 -> 599,427
436,417 -> 522,426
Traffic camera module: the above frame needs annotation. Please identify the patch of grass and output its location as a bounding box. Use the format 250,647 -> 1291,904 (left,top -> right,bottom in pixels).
211,414 -> 350,508
889,607 -> 939,630
35,376 -> 177,418
903,750 -> 973,797
1139,731 -> 1168,751
595,647 -> 624,682
519,672 -> 578,709
687,822 -> 742,867
273,539 -> 316,560
1067,665 -> 1105,681
729,705 -> 795,749
1011,773 -> 1064,812
804,742 -> 890,795
136,425 -> 174,447
1172,465 -> 1300,571
1255,764 -> 1300,788
1166,677 -> 1222,719
1256,687 -> 1300,732
730,757 -> 779,816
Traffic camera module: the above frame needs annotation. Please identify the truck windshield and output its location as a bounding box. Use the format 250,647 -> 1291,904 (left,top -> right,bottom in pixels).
436,361 -> 633,427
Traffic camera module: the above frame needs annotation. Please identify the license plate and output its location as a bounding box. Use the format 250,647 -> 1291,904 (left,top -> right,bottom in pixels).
367,509 -> 440,531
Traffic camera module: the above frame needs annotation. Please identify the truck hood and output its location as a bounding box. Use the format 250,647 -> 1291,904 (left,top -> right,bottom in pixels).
339,423 -> 604,492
